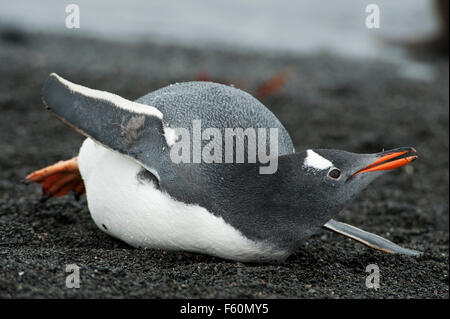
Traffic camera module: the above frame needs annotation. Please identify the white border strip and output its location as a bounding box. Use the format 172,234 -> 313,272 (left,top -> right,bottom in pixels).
50,73 -> 163,119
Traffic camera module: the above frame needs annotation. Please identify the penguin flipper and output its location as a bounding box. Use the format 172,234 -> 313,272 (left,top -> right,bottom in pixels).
41,73 -> 166,172
323,219 -> 422,256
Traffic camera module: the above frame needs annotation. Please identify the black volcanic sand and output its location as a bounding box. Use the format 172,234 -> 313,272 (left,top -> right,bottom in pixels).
0,30 -> 448,298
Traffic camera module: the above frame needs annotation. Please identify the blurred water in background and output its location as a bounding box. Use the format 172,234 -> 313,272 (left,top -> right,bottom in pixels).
0,0 -> 441,80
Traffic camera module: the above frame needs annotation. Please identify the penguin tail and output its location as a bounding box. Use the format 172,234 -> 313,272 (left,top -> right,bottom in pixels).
25,157 -> 85,201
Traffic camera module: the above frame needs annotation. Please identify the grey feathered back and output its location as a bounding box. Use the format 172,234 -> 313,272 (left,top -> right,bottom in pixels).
137,81 -> 294,156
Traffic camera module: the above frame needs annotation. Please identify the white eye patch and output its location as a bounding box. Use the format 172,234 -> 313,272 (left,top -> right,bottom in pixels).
303,150 -> 333,170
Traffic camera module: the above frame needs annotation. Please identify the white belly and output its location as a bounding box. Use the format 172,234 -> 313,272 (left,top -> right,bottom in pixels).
77,138 -> 289,262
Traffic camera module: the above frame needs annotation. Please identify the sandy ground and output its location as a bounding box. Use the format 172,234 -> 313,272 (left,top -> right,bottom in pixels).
0,30 -> 448,298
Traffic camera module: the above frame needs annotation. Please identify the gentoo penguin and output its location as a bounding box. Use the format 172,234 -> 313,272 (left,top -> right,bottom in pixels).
26,73 -> 421,262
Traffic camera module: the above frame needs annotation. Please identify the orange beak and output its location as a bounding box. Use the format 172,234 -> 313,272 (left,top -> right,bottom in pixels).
352,148 -> 418,176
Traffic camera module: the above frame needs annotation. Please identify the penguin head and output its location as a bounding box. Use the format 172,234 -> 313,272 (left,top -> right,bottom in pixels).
285,147 -> 418,227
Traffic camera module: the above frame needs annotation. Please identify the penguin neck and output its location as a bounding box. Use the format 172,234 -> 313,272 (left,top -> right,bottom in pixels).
184,153 -> 337,250
257,153 -> 341,247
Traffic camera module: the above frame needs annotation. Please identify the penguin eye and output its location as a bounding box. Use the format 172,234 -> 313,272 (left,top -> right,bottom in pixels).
328,168 -> 341,179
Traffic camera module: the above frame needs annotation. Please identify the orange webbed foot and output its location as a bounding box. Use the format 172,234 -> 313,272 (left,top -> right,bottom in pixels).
26,157 -> 85,200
